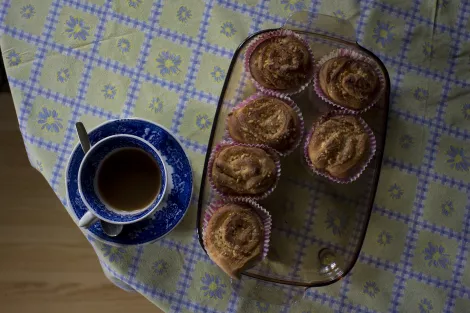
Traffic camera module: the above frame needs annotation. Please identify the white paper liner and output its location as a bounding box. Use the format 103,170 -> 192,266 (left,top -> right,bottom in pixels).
226,92 -> 304,157
207,142 -> 281,200
202,199 -> 272,262
244,29 -> 315,96
303,111 -> 377,184
313,48 -> 386,114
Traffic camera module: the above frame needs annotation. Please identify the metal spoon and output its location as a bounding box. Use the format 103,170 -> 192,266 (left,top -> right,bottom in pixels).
75,122 -> 123,237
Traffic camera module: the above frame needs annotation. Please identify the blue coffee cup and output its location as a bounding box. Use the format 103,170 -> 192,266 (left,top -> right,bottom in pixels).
78,134 -> 167,228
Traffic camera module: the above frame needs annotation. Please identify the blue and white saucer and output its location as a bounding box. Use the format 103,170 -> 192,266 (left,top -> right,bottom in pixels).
66,118 -> 193,246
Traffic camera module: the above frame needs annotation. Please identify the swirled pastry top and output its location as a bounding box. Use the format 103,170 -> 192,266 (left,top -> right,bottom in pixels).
307,116 -> 369,178
204,204 -> 264,278
249,35 -> 313,90
319,56 -> 380,110
227,96 -> 301,151
211,145 -> 277,196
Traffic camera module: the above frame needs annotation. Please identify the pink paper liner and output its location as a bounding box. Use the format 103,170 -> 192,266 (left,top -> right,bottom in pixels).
202,199 -> 272,262
207,142 -> 281,200
244,29 -> 315,97
313,48 -> 386,114
225,92 -> 304,157
303,111 -> 376,184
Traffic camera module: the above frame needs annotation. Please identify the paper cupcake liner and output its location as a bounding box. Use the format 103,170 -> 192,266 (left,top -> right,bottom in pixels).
202,199 -> 272,261
208,142 -> 281,201
225,92 -> 304,157
303,111 -> 376,184
244,29 -> 315,97
313,48 -> 386,114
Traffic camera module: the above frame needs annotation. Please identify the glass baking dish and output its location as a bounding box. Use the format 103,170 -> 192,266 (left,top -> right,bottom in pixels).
196,12 -> 390,288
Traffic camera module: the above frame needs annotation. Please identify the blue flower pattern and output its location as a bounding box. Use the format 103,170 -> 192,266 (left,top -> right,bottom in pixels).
6,50 -> 21,67
37,108 -> 63,133
419,298 -> 433,313
441,200 -> 454,217
256,301 -> 270,312
333,9 -> 346,20
101,245 -> 126,263
102,84 -> 117,99
446,145 -> 470,172
372,21 -> 395,48
200,273 -> 226,299
423,242 -> 451,269
399,134 -> 414,149
65,16 -> 90,41
423,42 -> 434,58
211,66 -> 226,82
363,281 -> 380,298
149,97 -> 163,113
377,230 -> 392,246
117,38 -> 131,54
414,87 -> 429,101
153,260 -> 168,275
388,183 -> 403,200
325,210 -> 347,236
57,68 -> 70,83
177,6 -> 192,23
196,114 -> 212,130
36,160 -> 44,172
156,51 -> 181,76
280,0 -> 306,11
128,0 -> 142,8
20,5 -> 35,19
220,21 -> 236,37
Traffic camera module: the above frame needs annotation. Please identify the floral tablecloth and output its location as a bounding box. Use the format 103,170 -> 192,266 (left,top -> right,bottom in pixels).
1,0 -> 470,312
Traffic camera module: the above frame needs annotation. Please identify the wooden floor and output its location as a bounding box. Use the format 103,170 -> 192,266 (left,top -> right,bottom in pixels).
0,92 -> 162,313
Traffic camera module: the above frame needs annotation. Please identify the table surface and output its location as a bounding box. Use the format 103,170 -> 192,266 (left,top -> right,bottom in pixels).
0,93 -> 160,313
1,0 -> 470,312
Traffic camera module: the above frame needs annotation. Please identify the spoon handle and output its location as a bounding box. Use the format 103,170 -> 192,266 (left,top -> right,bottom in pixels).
75,122 -> 91,153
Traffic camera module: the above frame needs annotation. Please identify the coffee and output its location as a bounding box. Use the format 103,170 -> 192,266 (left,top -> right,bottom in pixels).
96,148 -> 161,212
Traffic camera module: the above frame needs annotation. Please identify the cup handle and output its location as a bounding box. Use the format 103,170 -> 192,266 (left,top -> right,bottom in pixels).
79,211 -> 99,228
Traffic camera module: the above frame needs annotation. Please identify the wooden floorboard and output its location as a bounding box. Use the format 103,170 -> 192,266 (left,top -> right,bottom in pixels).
0,92 -> 162,313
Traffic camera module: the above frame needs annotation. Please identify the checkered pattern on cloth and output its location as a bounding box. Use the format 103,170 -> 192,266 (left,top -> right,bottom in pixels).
1,0 -> 469,312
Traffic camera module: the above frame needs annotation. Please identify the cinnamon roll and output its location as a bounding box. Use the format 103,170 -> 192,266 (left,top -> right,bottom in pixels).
227,96 -> 301,152
211,145 -> 277,196
204,203 -> 264,279
319,56 -> 380,110
249,35 -> 313,91
307,115 -> 370,178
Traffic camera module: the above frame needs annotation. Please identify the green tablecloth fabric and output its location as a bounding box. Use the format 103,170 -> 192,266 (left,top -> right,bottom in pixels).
1,0 -> 470,312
